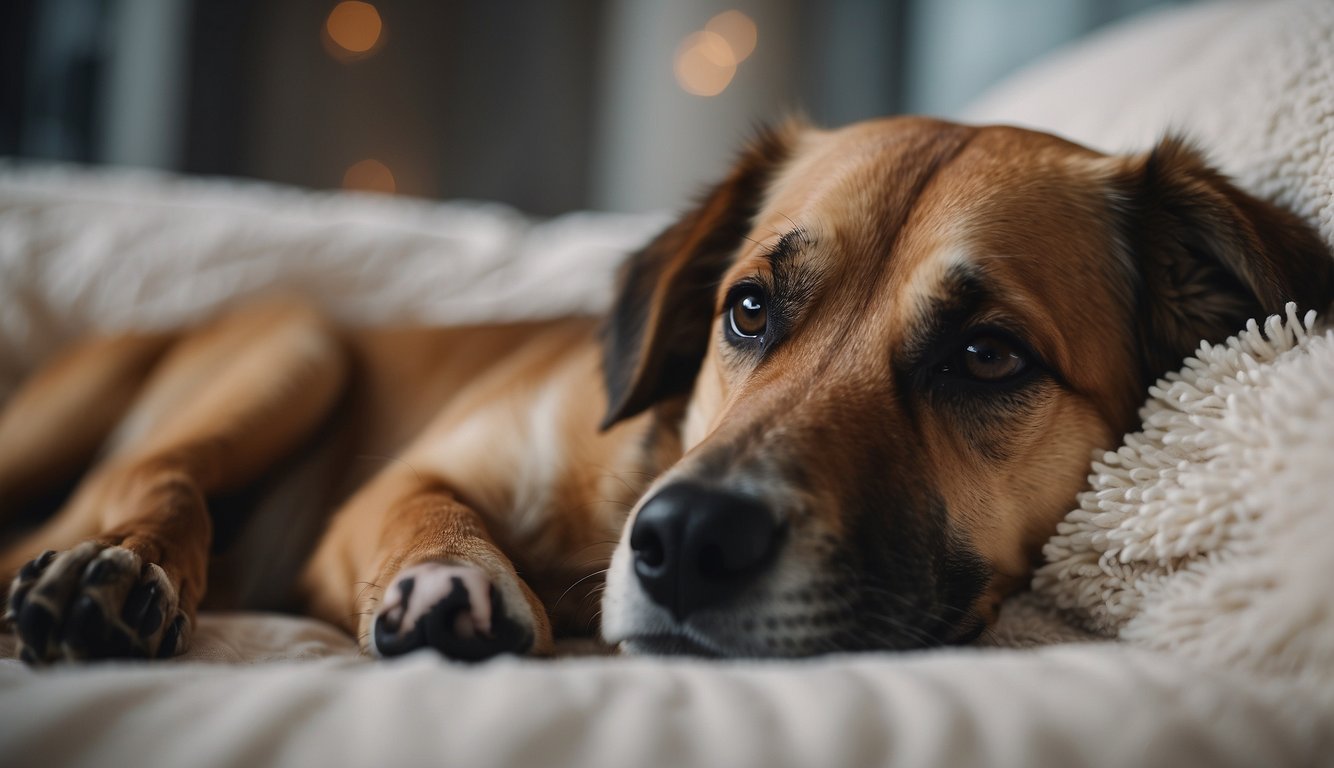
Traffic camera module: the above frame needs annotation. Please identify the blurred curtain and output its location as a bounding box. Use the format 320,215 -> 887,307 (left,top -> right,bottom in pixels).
1,0 -> 1191,215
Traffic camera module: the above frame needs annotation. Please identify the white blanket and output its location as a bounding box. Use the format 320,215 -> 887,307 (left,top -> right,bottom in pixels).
3,1 -> 1334,765
0,166 -> 666,397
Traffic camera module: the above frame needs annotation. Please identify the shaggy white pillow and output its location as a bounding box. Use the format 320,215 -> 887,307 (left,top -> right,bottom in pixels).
1034,305 -> 1334,677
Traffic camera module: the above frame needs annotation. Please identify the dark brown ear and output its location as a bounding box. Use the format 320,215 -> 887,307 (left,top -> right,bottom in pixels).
600,121 -> 801,429
1120,136 -> 1333,381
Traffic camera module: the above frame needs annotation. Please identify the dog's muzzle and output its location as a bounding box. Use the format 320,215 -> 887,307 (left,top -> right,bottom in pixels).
628,482 -> 782,621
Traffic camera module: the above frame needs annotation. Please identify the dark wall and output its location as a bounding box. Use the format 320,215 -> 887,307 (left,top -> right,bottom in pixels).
189,0 -> 603,215
1,0 -> 110,162
0,0 -> 38,155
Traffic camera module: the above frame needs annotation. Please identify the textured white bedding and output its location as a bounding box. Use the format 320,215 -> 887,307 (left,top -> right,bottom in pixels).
3,1 -> 1334,766
5,636 -> 1333,768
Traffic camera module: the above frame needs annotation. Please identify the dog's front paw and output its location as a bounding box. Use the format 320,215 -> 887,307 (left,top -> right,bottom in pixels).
370,562 -> 533,661
5,541 -> 189,664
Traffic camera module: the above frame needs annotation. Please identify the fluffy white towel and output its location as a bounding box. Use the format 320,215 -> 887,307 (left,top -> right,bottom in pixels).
1033,307 -> 1334,677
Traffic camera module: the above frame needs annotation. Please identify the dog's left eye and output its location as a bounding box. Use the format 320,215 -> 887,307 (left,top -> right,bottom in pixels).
938,333 -> 1030,383
726,289 -> 768,340
955,335 -> 1027,381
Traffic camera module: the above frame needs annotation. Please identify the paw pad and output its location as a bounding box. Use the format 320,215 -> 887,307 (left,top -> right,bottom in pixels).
371,562 -> 531,661
6,542 -> 189,663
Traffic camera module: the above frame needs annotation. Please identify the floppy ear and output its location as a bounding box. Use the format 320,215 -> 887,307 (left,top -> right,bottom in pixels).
1119,136 -> 1333,380
600,122 -> 801,429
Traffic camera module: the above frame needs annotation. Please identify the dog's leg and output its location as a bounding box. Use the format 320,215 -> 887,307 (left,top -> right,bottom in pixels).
302,467 -> 554,660
2,300 -> 347,663
0,334 -> 174,523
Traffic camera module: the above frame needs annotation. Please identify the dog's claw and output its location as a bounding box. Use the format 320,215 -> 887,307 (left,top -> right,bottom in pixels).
18,550 -> 56,581
157,615 -> 184,658
83,558 -> 118,585
6,550 -> 57,624
16,602 -> 55,656
122,581 -> 164,636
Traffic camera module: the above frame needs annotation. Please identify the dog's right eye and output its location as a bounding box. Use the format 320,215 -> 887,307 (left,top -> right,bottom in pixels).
726,288 -> 768,341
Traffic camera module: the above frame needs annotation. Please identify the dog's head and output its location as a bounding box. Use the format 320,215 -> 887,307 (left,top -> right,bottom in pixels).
598,117 -> 1332,657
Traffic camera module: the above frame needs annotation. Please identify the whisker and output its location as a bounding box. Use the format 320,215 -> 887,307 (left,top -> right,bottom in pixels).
576,583 -> 607,613
564,556 -> 615,576
809,586 -> 945,650
553,540 -> 621,571
354,580 -> 383,606
553,568 -> 610,613
587,465 -> 651,497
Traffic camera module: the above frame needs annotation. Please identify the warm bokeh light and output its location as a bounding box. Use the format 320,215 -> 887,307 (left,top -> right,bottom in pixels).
342,159 -> 396,194
674,30 -> 737,97
705,10 -> 757,63
325,1 -> 383,57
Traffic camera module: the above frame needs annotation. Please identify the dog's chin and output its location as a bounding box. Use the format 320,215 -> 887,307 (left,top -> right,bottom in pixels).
618,632 -> 728,658
612,619 -> 834,659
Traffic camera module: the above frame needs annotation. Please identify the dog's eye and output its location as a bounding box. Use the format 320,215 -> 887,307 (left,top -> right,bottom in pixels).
727,290 -> 768,339
956,335 -> 1027,381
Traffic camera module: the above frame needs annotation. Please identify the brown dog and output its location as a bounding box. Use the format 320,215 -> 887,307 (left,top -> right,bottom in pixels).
1,117 -> 1329,663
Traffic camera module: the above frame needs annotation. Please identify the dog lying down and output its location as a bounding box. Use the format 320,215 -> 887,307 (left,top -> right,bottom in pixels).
1,117 -> 1330,663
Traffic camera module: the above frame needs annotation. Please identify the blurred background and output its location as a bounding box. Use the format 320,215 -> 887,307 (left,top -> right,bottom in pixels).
0,0 -> 1195,216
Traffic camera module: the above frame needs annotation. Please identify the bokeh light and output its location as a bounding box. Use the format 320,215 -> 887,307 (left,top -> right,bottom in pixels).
705,10 -> 757,63
674,10 -> 758,97
325,1 -> 383,58
674,30 -> 737,97
342,159 -> 396,194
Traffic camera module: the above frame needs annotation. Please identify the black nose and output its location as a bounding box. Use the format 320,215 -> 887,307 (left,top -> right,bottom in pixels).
629,483 -> 781,621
